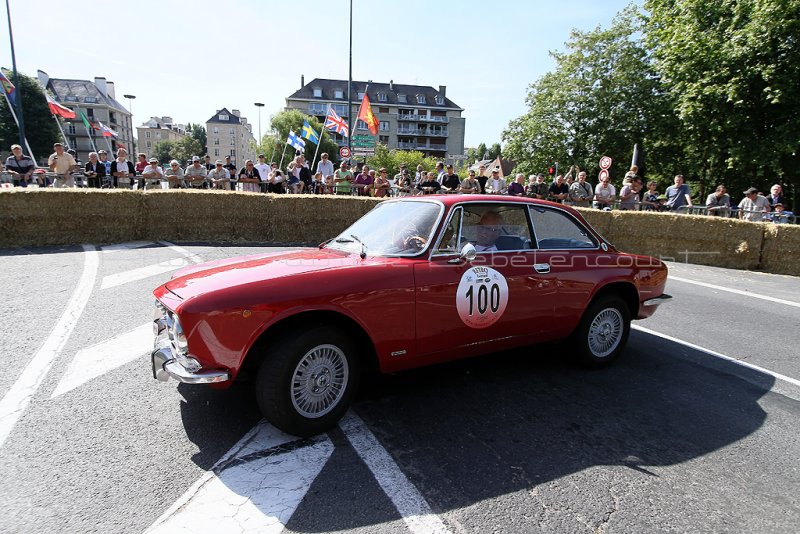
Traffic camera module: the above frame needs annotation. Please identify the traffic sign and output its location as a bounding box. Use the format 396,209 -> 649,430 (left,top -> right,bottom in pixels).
598,169 -> 609,181
448,154 -> 467,160
339,147 -> 351,158
351,134 -> 376,148
352,148 -> 375,157
599,156 -> 612,170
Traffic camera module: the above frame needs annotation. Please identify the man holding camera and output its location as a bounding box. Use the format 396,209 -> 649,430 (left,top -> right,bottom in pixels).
48,142 -> 78,188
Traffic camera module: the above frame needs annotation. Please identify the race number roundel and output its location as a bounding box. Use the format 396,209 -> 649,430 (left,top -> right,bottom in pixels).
599,156 -> 612,169
456,266 -> 509,329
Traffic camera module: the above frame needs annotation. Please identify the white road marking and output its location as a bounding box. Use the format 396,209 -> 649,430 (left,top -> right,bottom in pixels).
341,412 -> 452,534
51,323 -> 152,398
159,241 -> 204,264
100,257 -> 188,290
0,244 -> 99,449
633,325 -> 800,388
669,275 -> 800,308
146,421 -> 334,534
100,241 -> 154,253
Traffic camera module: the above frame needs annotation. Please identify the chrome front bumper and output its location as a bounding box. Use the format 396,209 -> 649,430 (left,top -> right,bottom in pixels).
643,294 -> 673,306
151,303 -> 230,384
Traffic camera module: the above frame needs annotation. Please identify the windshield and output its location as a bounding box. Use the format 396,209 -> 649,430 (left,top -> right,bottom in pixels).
326,200 -> 443,257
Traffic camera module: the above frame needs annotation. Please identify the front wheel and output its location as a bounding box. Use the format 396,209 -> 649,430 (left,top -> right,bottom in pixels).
256,325 -> 360,437
572,295 -> 631,368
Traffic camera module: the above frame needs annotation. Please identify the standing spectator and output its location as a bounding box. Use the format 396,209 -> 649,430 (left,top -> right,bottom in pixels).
353,164 -> 372,196
414,164 -> 425,188
459,170 -> 480,194
441,164 -> 460,191
766,184 -> 785,208
419,171 -> 442,194
738,187 -> 770,221
141,157 -> 164,190
98,150 -> 112,187
110,148 -> 134,189
334,161 -> 353,195
83,152 -> 105,188
593,175 -> 616,209
485,169 -> 507,194
373,168 -> 391,197
317,153 -> 335,186
134,153 -> 148,189
548,174 -> 569,203
223,156 -> 237,186
527,174 -> 548,199
705,185 -> 731,216
508,174 -> 526,196
185,155 -> 208,188
435,161 -> 446,184
164,160 -> 185,188
4,144 -> 35,187
297,155 -> 313,194
396,168 -> 414,195
268,162 -> 284,193
476,164 -> 488,194
203,155 -> 214,172
238,159 -> 261,192
254,154 -> 270,193
619,176 -> 643,210
569,171 -> 593,207
665,174 -> 693,211
48,142 -> 78,188
208,159 -> 231,190
642,181 -> 661,211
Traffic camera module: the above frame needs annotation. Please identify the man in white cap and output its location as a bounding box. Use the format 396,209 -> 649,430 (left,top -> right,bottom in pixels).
184,155 -> 208,188
208,159 -> 231,190
141,157 -> 164,190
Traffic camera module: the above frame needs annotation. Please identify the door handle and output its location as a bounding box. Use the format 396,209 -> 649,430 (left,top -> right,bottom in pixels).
534,263 -> 550,274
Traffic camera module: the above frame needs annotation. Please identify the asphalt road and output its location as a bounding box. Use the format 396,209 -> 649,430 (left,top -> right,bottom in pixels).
0,242 -> 798,533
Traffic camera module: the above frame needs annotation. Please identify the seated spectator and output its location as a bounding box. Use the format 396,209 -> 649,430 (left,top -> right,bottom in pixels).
164,160 -> 185,189
568,171 -> 593,207
185,156 -> 209,189
312,171 -> 326,194
208,160 -> 231,190
641,181 -> 660,210
508,174 -> 526,196
485,168 -> 507,194
110,148 -> 134,189
83,151 -> 105,188
441,164 -> 460,191
333,161 -> 353,195
418,171 -> 442,194
5,144 -> 35,187
618,176 -> 643,210
353,164 -> 372,196
768,203 -> 793,224
705,185 -> 731,216
373,168 -> 391,197
141,157 -> 164,190
459,170 -> 480,194
738,187 -> 770,221
548,174 -> 569,203
593,175 -> 616,209
297,155 -> 313,193
269,167 -> 285,193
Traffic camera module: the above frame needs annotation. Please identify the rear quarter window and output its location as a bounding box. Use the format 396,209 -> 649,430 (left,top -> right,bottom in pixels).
529,207 -> 597,249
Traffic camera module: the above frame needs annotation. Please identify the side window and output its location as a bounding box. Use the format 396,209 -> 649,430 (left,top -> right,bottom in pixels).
434,207 -> 463,254
529,207 -> 597,249
460,204 -> 533,252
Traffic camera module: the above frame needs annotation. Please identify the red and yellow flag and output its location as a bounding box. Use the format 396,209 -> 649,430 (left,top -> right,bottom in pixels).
357,91 -> 379,135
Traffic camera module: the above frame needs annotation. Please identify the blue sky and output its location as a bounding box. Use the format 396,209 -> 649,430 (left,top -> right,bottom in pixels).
1,0 -> 636,147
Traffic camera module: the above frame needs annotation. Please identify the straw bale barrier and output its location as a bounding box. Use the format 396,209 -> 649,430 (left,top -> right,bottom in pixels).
0,190 -> 796,276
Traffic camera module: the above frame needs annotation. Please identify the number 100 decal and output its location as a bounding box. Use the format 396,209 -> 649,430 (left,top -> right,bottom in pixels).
456,266 -> 509,329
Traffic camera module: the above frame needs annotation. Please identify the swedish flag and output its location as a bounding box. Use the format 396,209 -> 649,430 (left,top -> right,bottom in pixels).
301,120 -> 320,144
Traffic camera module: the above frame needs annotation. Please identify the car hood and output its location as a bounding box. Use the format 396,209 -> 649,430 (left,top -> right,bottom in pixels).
164,248 -> 366,301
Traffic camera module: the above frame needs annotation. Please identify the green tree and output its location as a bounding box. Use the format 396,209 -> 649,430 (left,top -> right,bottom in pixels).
171,137 -> 203,165
364,144 -> 439,177
186,122 -> 207,155
269,109 -> 340,168
488,143 -> 502,160
152,139 -> 177,164
503,5 -> 681,185
476,143 -> 487,160
645,0 -> 800,205
0,71 -> 62,164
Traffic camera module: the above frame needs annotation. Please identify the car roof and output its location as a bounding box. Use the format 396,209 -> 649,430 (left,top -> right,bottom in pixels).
399,194 -> 573,211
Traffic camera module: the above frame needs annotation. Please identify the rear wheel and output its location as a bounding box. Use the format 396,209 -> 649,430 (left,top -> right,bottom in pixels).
572,295 -> 631,368
256,325 -> 360,437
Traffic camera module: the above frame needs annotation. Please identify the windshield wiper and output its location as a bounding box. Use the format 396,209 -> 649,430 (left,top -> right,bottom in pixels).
334,237 -> 354,243
350,234 -> 368,259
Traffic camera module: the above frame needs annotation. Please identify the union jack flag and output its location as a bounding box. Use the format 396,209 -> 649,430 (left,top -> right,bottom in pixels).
324,107 -> 349,138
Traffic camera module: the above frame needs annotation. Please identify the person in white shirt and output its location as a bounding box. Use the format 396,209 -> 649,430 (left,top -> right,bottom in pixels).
208,160 -> 231,190
141,157 -> 164,189
316,153 -> 335,184
485,169 -> 507,195
254,154 -> 270,193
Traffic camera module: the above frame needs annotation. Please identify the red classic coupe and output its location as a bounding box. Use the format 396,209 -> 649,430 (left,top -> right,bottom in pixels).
152,195 -> 670,436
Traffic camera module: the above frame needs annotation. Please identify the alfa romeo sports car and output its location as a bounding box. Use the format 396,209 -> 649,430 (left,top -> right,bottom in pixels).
152,195 -> 670,436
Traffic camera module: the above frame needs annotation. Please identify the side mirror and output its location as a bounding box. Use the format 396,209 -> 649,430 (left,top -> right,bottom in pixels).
460,243 -> 477,262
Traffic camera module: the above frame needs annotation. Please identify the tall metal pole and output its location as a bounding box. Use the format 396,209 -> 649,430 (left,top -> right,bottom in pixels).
254,102 -> 264,153
347,0 -> 352,161
5,0 -> 26,152
123,94 -> 136,155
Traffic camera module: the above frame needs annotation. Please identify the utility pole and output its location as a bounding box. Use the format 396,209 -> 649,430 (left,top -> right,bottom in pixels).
254,102 -> 264,153
123,94 -> 136,154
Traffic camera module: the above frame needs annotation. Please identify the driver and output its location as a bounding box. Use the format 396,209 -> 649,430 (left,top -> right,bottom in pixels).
474,211 -> 503,252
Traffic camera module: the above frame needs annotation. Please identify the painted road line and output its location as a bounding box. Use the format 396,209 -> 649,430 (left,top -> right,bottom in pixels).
100,257 -> 188,290
146,421 -> 333,534
100,241 -> 155,253
341,412 -> 452,534
0,244 -> 99,449
633,325 -> 800,388
669,276 -> 800,309
51,323 -> 152,398
159,241 -> 204,264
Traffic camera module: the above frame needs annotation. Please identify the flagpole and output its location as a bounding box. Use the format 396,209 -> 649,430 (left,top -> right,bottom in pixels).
5,0 -> 27,153
347,0 -> 353,162
1,86 -> 34,161
80,109 -> 98,153
278,142 -> 288,170
310,113 -> 325,172
51,113 -> 70,149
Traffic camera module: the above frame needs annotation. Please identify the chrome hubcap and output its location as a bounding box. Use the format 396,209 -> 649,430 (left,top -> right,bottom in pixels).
588,308 -> 624,358
291,344 -> 349,418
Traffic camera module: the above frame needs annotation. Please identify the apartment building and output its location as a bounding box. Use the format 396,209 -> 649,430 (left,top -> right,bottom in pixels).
285,77 -> 465,159
205,108 -> 256,167
137,117 -> 188,159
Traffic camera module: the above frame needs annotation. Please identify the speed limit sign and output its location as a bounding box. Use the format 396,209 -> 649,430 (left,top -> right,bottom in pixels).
599,156 -> 612,169
339,147 -> 351,158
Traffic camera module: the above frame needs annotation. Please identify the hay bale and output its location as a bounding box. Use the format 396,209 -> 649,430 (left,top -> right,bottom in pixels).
266,194 -> 381,244
606,211 -> 764,269
574,207 -> 612,239
760,223 -> 800,276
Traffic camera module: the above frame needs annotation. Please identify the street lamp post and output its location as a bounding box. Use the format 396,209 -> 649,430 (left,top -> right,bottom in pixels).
123,94 -> 136,155
254,102 -> 264,153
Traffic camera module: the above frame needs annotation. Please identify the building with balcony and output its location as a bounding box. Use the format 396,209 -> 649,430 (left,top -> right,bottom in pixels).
137,117 -> 188,159
285,76 -> 465,160
37,70 -> 134,163
205,108 -> 256,167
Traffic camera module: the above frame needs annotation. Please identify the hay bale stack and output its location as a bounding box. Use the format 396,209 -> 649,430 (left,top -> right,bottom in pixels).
267,194 -> 381,244
0,189 -> 142,247
760,223 -> 800,276
140,190 -> 270,243
607,211 -> 764,269
574,207 -> 612,239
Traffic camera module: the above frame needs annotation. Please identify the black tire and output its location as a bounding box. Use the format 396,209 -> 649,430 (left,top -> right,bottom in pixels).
256,325 -> 360,437
571,295 -> 631,368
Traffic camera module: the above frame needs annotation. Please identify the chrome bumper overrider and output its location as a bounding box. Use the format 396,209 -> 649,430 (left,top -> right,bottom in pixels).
643,294 -> 673,306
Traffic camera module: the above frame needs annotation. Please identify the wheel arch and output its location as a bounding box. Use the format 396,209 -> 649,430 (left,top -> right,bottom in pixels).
589,281 -> 639,319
